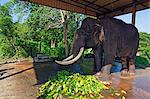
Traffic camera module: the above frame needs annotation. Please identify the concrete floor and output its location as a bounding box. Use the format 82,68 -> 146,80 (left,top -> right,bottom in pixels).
111,69 -> 150,99
0,61 -> 150,99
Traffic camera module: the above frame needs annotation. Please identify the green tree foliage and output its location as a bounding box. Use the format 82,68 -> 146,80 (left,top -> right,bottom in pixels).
0,0 -> 87,59
0,2 -> 28,59
139,32 -> 150,57
0,34 -> 15,58
1,0 -> 149,67
0,4 -> 15,58
136,32 -> 150,67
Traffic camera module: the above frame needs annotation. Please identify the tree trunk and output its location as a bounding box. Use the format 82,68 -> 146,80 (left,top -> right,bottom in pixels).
64,16 -> 68,56
70,32 -> 76,54
60,10 -> 68,56
39,41 -> 42,53
51,39 -> 56,48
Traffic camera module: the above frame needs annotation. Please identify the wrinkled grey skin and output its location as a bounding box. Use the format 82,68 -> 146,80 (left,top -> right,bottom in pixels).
72,17 -> 139,75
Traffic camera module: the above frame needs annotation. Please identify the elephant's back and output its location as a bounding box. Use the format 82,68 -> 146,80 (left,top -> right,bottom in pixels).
100,17 -> 139,57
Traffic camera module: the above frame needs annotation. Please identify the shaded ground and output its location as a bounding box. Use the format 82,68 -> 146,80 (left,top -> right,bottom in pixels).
0,60 -> 150,99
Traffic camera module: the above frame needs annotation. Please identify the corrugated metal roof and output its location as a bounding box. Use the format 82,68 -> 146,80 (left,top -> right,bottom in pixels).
27,0 -> 150,16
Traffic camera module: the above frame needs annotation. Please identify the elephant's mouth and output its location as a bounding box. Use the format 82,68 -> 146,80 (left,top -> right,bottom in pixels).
55,47 -> 84,65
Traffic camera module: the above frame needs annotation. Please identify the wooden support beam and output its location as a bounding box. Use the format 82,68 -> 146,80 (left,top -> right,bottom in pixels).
83,0 -> 112,12
28,0 -> 96,16
101,0 -> 148,17
132,0 -> 136,25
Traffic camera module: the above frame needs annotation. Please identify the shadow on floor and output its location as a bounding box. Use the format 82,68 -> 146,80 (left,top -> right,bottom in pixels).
32,61 -> 93,85
33,62 -> 60,85
0,68 -> 14,72
0,60 -> 73,85
1,57 -> 148,85
0,67 -> 33,80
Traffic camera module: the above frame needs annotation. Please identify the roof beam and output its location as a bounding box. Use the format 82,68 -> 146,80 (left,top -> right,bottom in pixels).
25,0 -> 150,17
70,0 -> 104,13
140,3 -> 148,8
102,0 -> 149,16
27,0 -> 96,16
86,0 -> 98,6
82,0 -> 112,12
100,0 -> 121,8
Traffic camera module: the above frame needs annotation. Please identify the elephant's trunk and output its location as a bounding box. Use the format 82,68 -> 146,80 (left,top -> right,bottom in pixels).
55,47 -> 84,65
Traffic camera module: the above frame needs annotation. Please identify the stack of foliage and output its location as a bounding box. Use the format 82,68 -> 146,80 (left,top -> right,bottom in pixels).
38,70 -> 128,99
38,70 -> 108,98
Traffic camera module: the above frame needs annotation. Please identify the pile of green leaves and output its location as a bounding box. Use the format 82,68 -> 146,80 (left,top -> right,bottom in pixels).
38,70 -> 108,99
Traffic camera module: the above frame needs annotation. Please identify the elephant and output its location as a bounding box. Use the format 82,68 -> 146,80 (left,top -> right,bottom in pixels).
55,16 -> 139,76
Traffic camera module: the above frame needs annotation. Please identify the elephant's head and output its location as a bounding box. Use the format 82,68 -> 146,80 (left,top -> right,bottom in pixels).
55,17 -> 105,65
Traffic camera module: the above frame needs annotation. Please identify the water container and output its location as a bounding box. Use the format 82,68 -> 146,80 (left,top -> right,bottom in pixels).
111,61 -> 122,73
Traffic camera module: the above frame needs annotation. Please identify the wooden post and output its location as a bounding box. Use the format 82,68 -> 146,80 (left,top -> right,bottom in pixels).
132,0 -> 136,25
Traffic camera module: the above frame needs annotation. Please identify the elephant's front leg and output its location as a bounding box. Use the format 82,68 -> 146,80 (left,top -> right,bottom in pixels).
101,52 -> 114,75
95,52 -> 113,85
93,44 -> 103,74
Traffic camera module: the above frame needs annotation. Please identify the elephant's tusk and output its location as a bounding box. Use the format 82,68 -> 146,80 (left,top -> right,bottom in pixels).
62,55 -> 74,61
55,47 -> 84,65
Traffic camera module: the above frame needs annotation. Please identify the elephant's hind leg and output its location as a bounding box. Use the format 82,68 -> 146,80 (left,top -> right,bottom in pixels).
128,59 -> 136,76
121,57 -> 128,76
121,57 -> 136,76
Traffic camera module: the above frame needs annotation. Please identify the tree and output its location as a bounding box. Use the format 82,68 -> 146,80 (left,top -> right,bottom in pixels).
0,0 -> 87,59
60,10 -> 69,56
139,32 -> 150,59
0,4 -> 16,58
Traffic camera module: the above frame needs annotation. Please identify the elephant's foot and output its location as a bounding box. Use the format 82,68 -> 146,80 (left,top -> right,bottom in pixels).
94,64 -> 112,85
128,65 -> 136,76
95,71 -> 102,76
101,64 -> 112,75
121,68 -> 136,77
121,69 -> 128,77
95,73 -> 112,85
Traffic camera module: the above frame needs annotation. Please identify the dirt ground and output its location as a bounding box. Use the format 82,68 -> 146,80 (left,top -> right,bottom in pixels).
0,61 -> 38,99
0,60 -> 150,99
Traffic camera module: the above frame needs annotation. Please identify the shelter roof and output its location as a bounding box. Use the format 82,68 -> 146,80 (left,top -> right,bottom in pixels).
27,0 -> 150,16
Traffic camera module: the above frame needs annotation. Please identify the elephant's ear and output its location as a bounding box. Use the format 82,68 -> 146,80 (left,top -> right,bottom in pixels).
99,27 -> 105,42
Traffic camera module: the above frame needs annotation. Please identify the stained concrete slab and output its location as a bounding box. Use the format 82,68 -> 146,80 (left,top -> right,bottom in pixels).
0,61 -> 150,99
111,69 -> 150,99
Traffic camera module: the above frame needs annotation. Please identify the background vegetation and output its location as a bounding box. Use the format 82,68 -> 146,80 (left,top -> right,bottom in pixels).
0,0 -> 149,66
0,0 -> 149,98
